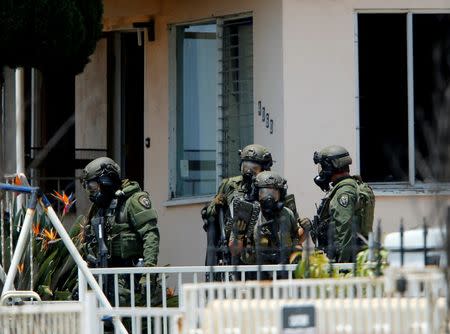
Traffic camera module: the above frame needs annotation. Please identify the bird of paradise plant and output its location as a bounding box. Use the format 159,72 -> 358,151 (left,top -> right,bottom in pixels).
0,189 -> 84,301
51,191 -> 76,216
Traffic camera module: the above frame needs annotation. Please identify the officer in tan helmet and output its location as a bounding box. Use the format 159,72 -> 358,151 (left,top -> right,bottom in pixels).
201,144 -> 273,269
229,171 -> 305,266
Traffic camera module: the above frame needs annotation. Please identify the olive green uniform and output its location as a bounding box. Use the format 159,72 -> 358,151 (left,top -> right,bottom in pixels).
205,175 -> 246,238
318,176 -> 365,263
230,207 -> 300,265
206,175 -> 245,217
84,179 -> 159,267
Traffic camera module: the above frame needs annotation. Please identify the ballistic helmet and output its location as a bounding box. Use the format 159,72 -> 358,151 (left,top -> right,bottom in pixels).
81,157 -> 121,183
313,146 -> 352,192
239,144 -> 273,170
81,157 -> 121,207
313,145 -> 352,171
254,171 -> 287,190
254,171 -> 287,214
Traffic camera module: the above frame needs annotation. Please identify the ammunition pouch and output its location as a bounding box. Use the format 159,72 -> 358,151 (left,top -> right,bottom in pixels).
232,197 -> 260,241
110,232 -> 142,259
284,194 -> 299,220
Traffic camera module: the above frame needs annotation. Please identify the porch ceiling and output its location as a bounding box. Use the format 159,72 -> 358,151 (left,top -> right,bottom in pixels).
103,0 -> 160,31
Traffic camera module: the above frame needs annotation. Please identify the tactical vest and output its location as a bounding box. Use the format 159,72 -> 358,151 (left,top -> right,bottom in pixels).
86,189 -> 146,265
244,208 -> 295,265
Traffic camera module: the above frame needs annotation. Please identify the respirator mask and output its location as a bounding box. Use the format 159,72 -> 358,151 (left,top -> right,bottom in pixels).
258,188 -> 284,216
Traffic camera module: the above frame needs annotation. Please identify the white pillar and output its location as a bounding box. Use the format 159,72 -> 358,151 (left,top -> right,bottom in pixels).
15,68 -> 25,175
15,68 -> 25,210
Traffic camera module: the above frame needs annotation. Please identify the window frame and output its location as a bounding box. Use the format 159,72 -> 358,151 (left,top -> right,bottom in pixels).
354,9 -> 450,194
167,13 -> 253,202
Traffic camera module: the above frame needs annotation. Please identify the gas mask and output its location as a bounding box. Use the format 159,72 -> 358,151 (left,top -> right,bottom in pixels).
313,164 -> 332,192
241,161 -> 263,199
83,176 -> 116,208
313,152 -> 332,192
258,188 -> 284,216
241,161 -> 262,182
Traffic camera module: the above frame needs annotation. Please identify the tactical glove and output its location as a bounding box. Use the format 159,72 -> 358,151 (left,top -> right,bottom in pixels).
298,217 -> 312,232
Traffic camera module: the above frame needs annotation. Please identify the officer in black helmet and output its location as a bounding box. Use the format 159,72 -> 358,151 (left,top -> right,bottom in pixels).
301,146 -> 375,263
80,157 -> 160,306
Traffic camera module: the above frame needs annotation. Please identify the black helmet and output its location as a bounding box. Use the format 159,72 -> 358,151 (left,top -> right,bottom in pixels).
81,157 -> 120,182
313,145 -> 352,192
81,157 -> 121,207
313,145 -> 352,171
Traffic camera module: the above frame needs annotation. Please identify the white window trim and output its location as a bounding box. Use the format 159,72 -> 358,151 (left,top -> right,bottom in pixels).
354,9 -> 450,193
162,195 -> 213,207
167,13 -> 253,205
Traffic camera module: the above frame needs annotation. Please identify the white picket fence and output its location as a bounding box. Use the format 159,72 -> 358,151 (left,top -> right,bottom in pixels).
0,266 -> 448,334
182,268 -> 448,334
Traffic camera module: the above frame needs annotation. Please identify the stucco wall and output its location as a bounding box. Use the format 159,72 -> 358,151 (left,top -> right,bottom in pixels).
143,0 -> 284,266
99,0 -> 450,267
75,38 -> 108,213
282,0 -> 450,234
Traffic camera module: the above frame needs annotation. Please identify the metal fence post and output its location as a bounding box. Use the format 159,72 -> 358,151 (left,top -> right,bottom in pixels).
400,220 -> 405,267
82,291 -> 99,334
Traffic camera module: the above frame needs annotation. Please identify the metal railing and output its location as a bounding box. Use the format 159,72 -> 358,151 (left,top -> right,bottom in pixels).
84,263 -> 355,310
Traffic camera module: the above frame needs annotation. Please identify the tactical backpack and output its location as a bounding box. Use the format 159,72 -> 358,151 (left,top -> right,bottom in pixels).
318,176 -> 375,238
353,176 -> 375,237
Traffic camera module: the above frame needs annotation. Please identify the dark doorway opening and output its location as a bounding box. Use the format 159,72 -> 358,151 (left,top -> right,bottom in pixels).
108,32 -> 144,186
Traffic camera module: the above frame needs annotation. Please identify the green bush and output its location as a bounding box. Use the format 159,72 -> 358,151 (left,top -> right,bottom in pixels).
0,0 -> 103,74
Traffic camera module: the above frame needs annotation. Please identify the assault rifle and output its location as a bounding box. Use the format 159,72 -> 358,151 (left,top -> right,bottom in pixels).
311,198 -> 328,249
90,214 -> 109,294
216,206 -> 229,266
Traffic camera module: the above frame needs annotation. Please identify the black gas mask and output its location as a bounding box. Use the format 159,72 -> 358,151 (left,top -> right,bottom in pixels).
313,152 -> 332,192
241,161 -> 262,183
241,161 -> 263,200
258,188 -> 284,216
83,176 -> 116,208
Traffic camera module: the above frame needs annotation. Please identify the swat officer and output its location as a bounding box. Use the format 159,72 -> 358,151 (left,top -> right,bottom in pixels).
229,171 -> 304,266
80,157 -> 160,303
305,145 -> 375,263
202,144 -> 273,267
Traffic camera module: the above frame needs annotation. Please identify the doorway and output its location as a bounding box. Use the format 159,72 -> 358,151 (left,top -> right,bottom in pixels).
108,31 -> 144,186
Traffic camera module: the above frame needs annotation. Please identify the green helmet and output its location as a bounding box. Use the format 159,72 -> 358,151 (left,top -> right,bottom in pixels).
239,144 -> 273,169
81,157 -> 121,182
313,145 -> 352,171
254,171 -> 287,190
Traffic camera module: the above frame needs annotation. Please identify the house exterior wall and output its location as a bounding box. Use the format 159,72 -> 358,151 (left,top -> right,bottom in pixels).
143,0 -> 284,266
282,0 -> 450,233
94,0 -> 450,266
74,38 -> 108,214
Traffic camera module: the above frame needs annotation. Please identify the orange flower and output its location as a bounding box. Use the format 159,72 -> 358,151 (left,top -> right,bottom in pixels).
13,175 -> 22,186
42,228 -> 59,251
51,191 -> 76,215
43,228 -> 58,241
17,263 -> 24,274
32,222 -> 41,236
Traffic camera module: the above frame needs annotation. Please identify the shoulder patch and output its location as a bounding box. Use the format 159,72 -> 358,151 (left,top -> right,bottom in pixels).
338,193 -> 349,207
138,195 -> 151,209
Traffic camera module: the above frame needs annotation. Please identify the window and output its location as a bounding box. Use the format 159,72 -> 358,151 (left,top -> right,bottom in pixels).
170,17 -> 253,199
358,13 -> 450,186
